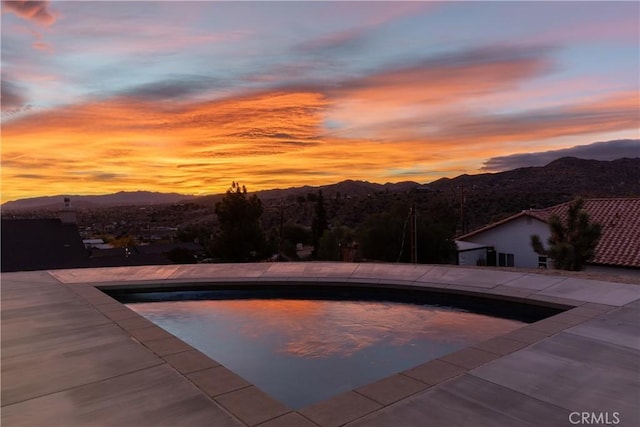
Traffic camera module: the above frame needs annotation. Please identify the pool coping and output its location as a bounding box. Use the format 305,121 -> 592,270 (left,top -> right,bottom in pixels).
2,262 -> 639,426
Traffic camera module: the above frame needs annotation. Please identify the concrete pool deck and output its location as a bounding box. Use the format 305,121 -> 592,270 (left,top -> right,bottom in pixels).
1,262 -> 639,426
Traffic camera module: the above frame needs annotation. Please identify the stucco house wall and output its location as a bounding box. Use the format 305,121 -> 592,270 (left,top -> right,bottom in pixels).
460,215 -> 550,269
457,247 -> 488,266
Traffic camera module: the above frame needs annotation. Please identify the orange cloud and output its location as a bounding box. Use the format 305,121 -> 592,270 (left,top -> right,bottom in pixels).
2,77 -> 638,203
2,0 -> 57,26
432,91 -> 639,145
1,90 -> 330,202
132,299 -> 522,359
324,45 -> 553,139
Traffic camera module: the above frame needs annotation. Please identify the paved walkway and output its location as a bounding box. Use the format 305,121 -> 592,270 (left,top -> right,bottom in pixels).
2,263 -> 639,426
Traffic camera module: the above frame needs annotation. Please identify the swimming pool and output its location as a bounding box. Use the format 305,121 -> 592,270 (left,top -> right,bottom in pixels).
119,286 -> 553,409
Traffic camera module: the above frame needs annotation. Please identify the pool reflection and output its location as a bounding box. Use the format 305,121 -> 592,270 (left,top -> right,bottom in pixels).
129,298 -> 522,409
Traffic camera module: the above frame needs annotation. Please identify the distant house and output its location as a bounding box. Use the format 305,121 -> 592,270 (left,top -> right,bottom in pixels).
87,242 -> 205,267
2,198 -> 90,272
1,218 -> 90,272
456,198 -> 640,277
1,197 -> 206,271
83,238 -> 113,250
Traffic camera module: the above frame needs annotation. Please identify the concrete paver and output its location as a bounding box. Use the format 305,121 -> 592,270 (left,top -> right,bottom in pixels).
300,391 -> 382,427
355,374 -> 428,405
543,310 -> 592,326
256,412 -> 319,427
351,263 -> 430,281
1,299 -> 112,342
142,335 -> 195,356
127,324 -> 175,342
538,277 -> 640,306
346,374 -> 571,427
2,263 -> 638,427
564,306 -> 640,350
0,270 -> 61,285
187,366 -> 252,397
169,263 -> 270,280
471,336 -> 529,356
501,327 -> 553,344
2,365 -> 242,427
102,306 -> 140,321
471,332 -> 640,425
439,347 -> 501,370
113,315 -> 156,331
416,266 -> 521,288
402,359 -> 466,386
482,285 -> 534,298
163,349 -> 220,375
521,318 -> 574,334
500,273 -> 567,291
215,386 -> 290,426
50,265 -> 181,284
1,321 -> 165,406
625,299 -> 640,310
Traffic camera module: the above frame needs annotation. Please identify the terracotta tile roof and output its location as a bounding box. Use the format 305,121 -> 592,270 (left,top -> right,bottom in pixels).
535,198 -> 640,268
459,198 -> 640,268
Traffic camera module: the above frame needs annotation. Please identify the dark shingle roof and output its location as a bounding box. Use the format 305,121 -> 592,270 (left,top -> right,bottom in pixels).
1,219 -> 90,272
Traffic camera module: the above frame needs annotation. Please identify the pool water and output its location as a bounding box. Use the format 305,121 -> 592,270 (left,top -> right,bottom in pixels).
126,292 -> 524,409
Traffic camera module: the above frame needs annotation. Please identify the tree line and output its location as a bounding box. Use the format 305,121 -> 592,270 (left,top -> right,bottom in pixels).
177,183 -> 601,271
178,182 -> 458,264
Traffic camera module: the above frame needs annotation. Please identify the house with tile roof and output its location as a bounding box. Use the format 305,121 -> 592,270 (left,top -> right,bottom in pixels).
456,198 -> 640,277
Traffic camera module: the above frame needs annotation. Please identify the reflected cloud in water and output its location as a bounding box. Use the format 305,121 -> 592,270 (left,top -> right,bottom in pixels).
133,299 -> 521,358
130,297 -> 523,409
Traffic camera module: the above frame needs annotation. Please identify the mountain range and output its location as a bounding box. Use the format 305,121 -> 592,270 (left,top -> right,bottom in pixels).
1,191 -> 196,211
2,157 -> 638,212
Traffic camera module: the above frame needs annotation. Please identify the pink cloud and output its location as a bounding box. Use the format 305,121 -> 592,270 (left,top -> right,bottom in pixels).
2,0 -> 57,26
532,18 -> 639,45
324,45 -> 553,139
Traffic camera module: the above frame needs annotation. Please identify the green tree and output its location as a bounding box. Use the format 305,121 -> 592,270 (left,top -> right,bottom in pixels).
282,223 -> 312,245
358,204 -> 457,264
213,182 -> 268,261
317,224 -> 356,261
311,190 -> 328,257
278,223 -> 312,260
416,220 -> 457,264
531,198 -> 601,271
358,212 -> 404,262
111,235 -> 138,248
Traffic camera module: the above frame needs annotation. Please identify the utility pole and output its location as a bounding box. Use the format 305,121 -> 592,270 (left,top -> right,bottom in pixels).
409,203 -> 418,264
279,202 -> 284,259
459,185 -> 466,235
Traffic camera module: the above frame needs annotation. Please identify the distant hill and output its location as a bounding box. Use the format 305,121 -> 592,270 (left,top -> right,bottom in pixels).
257,180 -> 420,200
2,191 -> 196,211
425,157 -> 639,198
3,157 -> 638,214
422,157 -> 639,232
206,157 -> 640,233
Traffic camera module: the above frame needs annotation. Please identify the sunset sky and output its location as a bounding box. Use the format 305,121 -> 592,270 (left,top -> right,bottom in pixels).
2,1 -> 639,203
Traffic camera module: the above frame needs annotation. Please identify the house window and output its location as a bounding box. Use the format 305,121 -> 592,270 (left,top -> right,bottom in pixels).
507,253 -> 514,267
498,252 -> 515,267
538,256 -> 548,269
